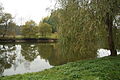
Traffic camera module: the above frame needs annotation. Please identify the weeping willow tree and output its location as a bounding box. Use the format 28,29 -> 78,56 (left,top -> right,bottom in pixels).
57,0 -> 100,58
56,0 -> 120,56
93,0 -> 120,56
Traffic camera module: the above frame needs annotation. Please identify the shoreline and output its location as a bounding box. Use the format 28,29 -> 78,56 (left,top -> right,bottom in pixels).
0,38 -> 58,43
0,55 -> 120,80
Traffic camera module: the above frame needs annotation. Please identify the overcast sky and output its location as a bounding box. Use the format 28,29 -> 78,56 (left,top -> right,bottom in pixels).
0,0 -> 56,25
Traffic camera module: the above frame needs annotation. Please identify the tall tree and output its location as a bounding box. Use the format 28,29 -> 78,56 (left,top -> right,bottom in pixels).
38,22 -> 52,37
56,0 -> 98,55
57,0 -> 120,56
42,16 -> 58,33
7,21 -> 17,38
49,10 -> 62,33
21,20 -> 37,38
0,13 -> 13,38
92,0 -> 120,56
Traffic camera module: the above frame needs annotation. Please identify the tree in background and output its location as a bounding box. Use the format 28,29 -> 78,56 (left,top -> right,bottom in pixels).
0,4 -> 3,22
42,16 -> 50,24
21,18 -> 54,38
0,13 -> 13,38
48,10 -> 61,33
21,20 -> 37,38
38,22 -> 52,37
0,4 -> 18,38
7,21 -> 17,38
42,15 -> 60,33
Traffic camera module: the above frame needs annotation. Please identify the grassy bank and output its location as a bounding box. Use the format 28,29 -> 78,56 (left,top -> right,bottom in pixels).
2,33 -> 58,39
0,55 -> 120,80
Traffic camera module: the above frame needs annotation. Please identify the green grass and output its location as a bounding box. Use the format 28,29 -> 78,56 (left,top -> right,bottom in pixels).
0,55 -> 120,80
15,33 -> 58,39
0,33 -> 58,39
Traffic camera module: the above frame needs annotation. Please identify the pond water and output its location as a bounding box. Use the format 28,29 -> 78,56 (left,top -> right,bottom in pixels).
0,43 -> 119,76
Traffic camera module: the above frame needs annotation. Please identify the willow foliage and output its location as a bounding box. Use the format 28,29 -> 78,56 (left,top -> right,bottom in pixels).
57,0 -> 98,56
57,0 -> 120,56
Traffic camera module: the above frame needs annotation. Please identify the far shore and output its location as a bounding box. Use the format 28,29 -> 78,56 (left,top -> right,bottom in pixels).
0,38 -> 58,43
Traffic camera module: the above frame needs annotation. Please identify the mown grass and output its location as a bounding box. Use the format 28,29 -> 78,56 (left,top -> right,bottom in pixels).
0,33 -> 58,39
0,55 -> 120,80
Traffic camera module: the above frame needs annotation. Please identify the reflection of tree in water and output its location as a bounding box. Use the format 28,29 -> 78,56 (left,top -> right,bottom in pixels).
21,43 -> 39,62
37,44 -> 66,66
37,43 -> 97,66
37,44 -> 54,61
51,48 -> 97,66
0,43 -> 99,76
0,44 -> 16,76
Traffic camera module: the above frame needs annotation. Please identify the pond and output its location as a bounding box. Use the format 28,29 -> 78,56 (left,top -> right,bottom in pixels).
0,43 -> 120,76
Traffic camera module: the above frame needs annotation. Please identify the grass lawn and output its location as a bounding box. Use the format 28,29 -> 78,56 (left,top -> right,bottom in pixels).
0,33 -> 58,39
14,33 -> 58,39
0,55 -> 120,80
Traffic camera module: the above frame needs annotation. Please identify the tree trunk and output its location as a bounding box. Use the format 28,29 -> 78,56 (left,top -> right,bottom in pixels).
106,13 -> 117,56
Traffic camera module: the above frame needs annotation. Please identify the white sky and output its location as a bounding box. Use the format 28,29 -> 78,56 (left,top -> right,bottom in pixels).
0,0 -> 56,25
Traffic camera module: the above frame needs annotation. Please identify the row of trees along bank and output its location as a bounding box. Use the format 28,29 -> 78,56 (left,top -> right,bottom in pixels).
0,5 -> 58,39
21,19 -> 52,38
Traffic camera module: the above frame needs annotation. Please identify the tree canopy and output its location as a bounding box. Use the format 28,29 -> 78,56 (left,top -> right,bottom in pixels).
38,22 -> 52,37
21,20 -> 37,38
56,0 -> 120,56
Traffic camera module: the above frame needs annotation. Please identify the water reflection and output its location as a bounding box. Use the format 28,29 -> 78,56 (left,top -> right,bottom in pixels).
0,44 -> 16,76
97,49 -> 120,57
0,43 -> 54,76
0,43 -> 119,76
21,44 -> 39,62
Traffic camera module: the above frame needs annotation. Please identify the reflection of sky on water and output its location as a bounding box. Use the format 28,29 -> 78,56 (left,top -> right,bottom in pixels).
2,45 -> 53,76
0,44 -> 120,76
4,56 -> 52,76
97,49 -> 120,58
